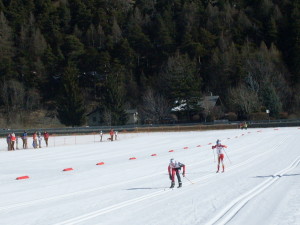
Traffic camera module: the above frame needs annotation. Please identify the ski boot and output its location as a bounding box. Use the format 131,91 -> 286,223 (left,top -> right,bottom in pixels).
170,181 -> 175,188
177,182 -> 182,188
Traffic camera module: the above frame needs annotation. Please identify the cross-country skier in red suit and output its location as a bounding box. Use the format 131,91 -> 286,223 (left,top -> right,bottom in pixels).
212,139 -> 227,173
168,159 -> 186,188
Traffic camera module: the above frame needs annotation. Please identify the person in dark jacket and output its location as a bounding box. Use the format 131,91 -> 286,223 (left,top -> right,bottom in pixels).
7,133 -> 11,151
22,131 -> 28,149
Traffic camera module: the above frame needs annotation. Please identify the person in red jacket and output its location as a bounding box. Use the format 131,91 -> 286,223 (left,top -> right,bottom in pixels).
212,139 -> 228,173
43,132 -> 49,147
168,158 -> 186,188
10,133 -> 16,150
109,129 -> 114,141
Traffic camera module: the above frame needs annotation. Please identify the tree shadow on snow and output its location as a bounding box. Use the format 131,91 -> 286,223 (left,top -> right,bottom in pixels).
126,187 -> 166,190
184,171 -> 211,174
254,174 -> 300,178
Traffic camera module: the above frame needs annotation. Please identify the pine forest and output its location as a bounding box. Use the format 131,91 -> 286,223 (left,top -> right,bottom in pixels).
0,0 -> 300,127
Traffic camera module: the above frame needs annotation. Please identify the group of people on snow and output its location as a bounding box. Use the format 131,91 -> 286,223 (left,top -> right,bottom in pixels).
100,129 -> 118,142
6,131 -> 49,151
168,139 -> 228,188
240,122 -> 248,130
7,128 -> 119,151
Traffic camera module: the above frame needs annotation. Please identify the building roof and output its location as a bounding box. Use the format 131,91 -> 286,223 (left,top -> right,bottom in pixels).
87,108 -> 137,117
125,109 -> 137,114
199,96 -> 220,109
171,96 -> 220,112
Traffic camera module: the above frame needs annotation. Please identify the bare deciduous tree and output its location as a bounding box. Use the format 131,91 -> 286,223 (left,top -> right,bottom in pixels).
0,11 -> 14,58
201,98 -> 212,122
112,18 -> 122,43
229,85 -> 260,117
1,80 -> 25,123
25,89 -> 41,111
103,108 -> 112,126
140,88 -> 171,123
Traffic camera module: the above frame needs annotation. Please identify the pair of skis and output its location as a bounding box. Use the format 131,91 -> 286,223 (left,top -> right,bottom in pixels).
169,176 -> 194,189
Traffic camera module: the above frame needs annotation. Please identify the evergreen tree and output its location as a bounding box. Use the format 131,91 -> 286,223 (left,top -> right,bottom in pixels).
103,60 -> 128,125
61,35 -> 84,62
158,53 -> 202,120
289,0 -> 300,85
261,85 -> 282,117
57,65 -> 85,126
0,11 -> 15,79
265,17 -> 278,47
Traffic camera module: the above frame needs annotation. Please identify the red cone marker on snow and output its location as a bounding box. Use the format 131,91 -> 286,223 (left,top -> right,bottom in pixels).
16,176 -> 29,180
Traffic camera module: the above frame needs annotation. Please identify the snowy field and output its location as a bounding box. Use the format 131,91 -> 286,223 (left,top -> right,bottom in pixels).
0,127 -> 299,225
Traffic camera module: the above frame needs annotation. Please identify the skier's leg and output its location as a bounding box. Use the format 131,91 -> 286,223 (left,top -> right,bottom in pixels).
220,154 -> 225,172
217,155 -> 220,172
176,169 -> 182,187
170,169 -> 176,188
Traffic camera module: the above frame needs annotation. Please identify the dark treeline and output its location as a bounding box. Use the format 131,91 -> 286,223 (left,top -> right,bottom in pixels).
0,0 -> 300,127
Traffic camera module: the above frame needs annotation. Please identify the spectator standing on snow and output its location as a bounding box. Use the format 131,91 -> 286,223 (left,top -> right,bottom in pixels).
43,132 -> 49,147
16,135 -> 19,150
212,139 -> 228,173
11,133 -> 16,150
109,129 -> 114,141
38,132 -> 42,148
168,158 -> 186,188
100,130 -> 103,142
7,133 -> 11,151
22,131 -> 28,149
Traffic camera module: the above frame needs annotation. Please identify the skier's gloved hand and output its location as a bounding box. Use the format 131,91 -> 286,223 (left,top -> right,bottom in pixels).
182,173 -> 185,177
169,175 -> 172,180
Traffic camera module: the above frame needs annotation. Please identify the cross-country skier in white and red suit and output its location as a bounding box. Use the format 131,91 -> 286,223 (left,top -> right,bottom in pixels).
212,139 -> 228,173
168,159 -> 186,188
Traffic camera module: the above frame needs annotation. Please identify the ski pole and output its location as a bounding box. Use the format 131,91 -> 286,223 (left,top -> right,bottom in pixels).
224,149 -> 232,164
212,149 -> 216,162
184,175 -> 194,184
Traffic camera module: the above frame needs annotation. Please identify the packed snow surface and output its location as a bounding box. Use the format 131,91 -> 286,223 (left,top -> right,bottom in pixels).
0,127 -> 299,225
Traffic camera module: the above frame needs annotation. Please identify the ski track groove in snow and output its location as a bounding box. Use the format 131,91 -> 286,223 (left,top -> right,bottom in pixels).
202,156 -> 300,225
